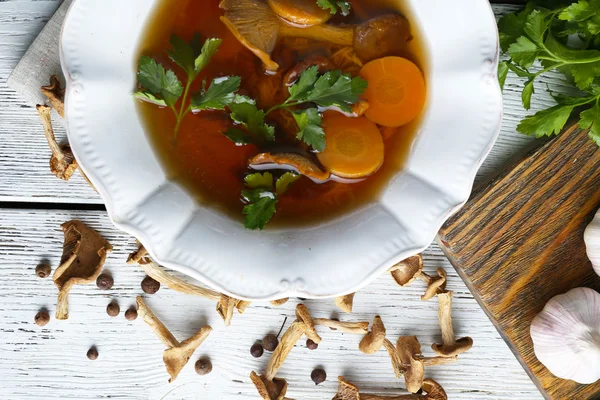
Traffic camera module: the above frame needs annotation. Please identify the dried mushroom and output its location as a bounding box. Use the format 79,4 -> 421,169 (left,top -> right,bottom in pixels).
250,371 -> 289,400
216,294 -> 237,326
359,315 -> 386,354
36,105 -> 78,181
421,269 -> 447,301
270,298 -> 289,307
295,304 -> 322,344
333,376 -> 448,400
53,220 -> 112,320
396,337 -> 425,393
432,291 -> 473,357
389,255 -> 426,286
136,296 -> 212,382
334,293 -> 355,313
41,75 -> 65,118
382,338 -> 407,379
312,318 -> 369,334
266,320 -> 306,380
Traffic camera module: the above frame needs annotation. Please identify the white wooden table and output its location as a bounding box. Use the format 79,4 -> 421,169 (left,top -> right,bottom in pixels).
0,1 -> 566,399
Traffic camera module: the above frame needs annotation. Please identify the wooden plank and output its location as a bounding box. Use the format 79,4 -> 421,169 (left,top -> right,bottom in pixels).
0,3 -> 556,204
0,208 -> 541,399
438,126 -> 600,400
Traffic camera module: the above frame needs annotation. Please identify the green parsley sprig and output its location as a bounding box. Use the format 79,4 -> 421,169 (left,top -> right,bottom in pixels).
135,33 -> 241,140
242,172 -> 300,230
498,1 -> 600,144
317,0 -> 351,16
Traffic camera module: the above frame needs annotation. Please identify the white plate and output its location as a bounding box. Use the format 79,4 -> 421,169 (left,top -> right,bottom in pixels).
61,0 -> 502,300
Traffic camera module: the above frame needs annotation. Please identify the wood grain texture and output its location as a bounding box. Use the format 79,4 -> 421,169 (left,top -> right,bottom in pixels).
0,209 -> 541,399
438,126 -> 600,400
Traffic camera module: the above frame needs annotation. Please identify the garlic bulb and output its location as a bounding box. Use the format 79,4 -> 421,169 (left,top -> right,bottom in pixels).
585,208 -> 600,277
530,287 -> 600,384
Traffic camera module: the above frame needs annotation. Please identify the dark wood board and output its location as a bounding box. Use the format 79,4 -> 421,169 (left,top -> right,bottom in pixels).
437,125 -> 600,400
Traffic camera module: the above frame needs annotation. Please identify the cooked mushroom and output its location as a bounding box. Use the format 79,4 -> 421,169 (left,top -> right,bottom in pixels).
250,371 -> 290,400
220,0 -> 411,71
334,293 -> 355,313
53,220 -> 112,320
267,0 -> 332,26
333,376 -> 448,400
136,297 -> 212,382
421,268 -> 447,301
295,304 -> 322,344
331,47 -> 364,76
41,75 -> 65,118
359,315 -> 386,354
250,152 -> 331,182
36,105 -> 78,181
283,55 -> 335,87
396,336 -> 425,393
432,291 -> 473,357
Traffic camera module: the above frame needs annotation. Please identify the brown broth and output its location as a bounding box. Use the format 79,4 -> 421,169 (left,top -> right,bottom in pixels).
136,0 -> 428,227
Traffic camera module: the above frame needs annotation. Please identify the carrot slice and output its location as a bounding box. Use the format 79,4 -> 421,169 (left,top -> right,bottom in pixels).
317,113 -> 384,179
360,57 -> 426,127
267,0 -> 332,26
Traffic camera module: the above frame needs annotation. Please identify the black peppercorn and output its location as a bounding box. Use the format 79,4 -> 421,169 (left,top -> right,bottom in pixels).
311,368 -> 326,385
124,307 -> 138,321
262,334 -> 279,352
141,276 -> 160,294
106,301 -> 120,317
195,357 -> 212,375
87,346 -> 98,360
306,339 -> 319,350
251,343 -> 264,358
96,273 -> 114,290
35,264 -> 52,278
34,310 -> 50,327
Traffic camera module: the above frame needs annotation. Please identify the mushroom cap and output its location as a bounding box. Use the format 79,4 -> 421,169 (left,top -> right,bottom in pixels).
421,268 -> 447,301
250,371 -> 288,400
332,376 -> 360,400
163,326 -> 212,382
396,336 -> 425,393
359,315 -> 386,354
250,152 -> 331,183
334,293 -> 355,313
389,254 -> 423,286
431,336 -> 473,357
219,0 -> 280,72
423,378 -> 448,400
267,0 -> 332,26
354,14 -> 412,63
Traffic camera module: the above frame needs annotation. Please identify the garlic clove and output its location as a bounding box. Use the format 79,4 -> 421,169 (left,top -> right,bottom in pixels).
530,287 -> 600,384
584,208 -> 600,277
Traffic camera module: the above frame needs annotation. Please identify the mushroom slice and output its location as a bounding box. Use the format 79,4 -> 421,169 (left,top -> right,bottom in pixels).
266,320 -> 306,380
219,0 -> 281,72
421,268 -> 447,301
295,304 -> 322,344
250,152 -> 331,183
389,254 -> 425,287
41,75 -> 65,118
397,336 -> 425,393
53,220 -> 112,320
432,291 -> 473,357
250,371 -> 289,400
267,0 -> 332,26
354,14 -> 412,63
36,105 -> 78,181
137,297 -> 212,382
359,315 -> 386,354
334,293 -> 355,313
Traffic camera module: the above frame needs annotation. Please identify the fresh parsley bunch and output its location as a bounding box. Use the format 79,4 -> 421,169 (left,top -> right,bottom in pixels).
135,33 -> 241,139
498,0 -> 600,144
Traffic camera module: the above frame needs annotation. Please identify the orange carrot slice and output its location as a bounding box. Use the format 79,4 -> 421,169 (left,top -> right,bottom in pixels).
360,57 -> 426,127
317,113 -> 384,179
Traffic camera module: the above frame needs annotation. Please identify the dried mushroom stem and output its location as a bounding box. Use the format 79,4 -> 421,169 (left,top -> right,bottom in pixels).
136,297 -> 212,382
334,293 -> 355,313
396,336 -> 425,393
359,315 -> 386,354
432,291 -> 473,357
36,105 -> 78,181
266,320 -> 306,380
217,294 -> 237,326
313,318 -> 369,334
250,371 -> 290,400
419,355 -> 458,366
41,75 -> 65,118
270,298 -> 289,307
334,376 -> 448,400
53,220 -> 112,320
295,304 -> 322,344
421,268 -> 447,301
382,338 -> 407,378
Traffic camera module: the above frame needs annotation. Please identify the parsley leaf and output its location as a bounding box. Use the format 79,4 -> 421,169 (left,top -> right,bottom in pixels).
558,0 -> 600,37
293,108 -> 326,152
498,62 -> 509,91
136,56 -> 183,107
276,172 -> 300,195
317,0 -> 351,16
228,97 -> 275,142
133,91 -> 168,107
498,3 -> 534,52
222,128 -> 253,145
580,100 -> 600,144
191,76 -> 241,111
167,33 -> 204,79
245,172 -> 274,189
522,79 -> 535,110
243,193 -> 278,230
508,36 -> 541,68
195,38 -> 223,73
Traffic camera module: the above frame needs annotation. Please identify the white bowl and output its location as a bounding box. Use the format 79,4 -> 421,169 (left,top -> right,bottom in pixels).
61,0 -> 502,300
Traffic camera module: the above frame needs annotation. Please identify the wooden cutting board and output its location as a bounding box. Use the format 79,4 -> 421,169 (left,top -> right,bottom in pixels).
437,125 -> 600,400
